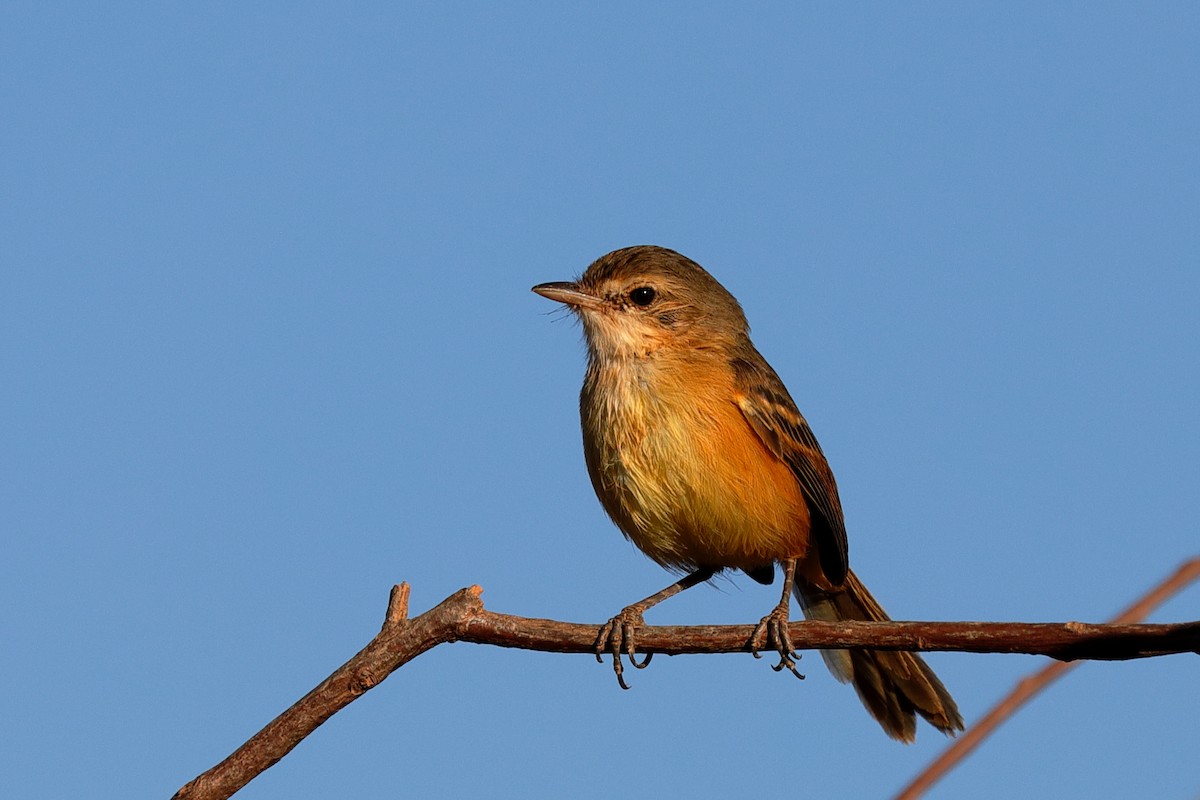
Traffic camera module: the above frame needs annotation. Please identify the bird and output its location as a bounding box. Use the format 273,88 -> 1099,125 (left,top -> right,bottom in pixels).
532,244 -> 963,742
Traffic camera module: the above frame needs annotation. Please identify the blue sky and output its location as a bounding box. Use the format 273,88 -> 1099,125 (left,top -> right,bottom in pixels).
3,4 -> 1198,798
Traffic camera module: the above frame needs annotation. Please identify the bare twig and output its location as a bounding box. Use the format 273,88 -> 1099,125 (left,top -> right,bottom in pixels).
173,579 -> 1200,800
895,556 -> 1200,800
173,584 -> 485,800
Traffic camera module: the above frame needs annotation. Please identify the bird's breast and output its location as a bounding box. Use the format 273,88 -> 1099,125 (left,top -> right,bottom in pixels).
580,354 -> 810,573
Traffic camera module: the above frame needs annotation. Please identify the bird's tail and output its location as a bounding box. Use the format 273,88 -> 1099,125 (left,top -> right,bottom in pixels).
794,569 -> 964,742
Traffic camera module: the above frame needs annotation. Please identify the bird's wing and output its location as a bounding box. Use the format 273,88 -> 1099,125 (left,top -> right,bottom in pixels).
732,356 -> 849,585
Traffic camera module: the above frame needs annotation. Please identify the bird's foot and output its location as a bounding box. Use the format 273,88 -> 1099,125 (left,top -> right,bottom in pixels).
750,601 -> 805,680
595,606 -> 654,690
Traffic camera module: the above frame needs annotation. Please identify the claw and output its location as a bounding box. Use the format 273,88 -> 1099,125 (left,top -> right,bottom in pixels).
750,603 -> 805,680
771,653 -> 805,680
595,607 -> 650,689
594,619 -> 617,664
749,617 -> 769,657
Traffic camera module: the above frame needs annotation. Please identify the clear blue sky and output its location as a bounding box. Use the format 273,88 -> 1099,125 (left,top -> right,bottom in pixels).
3,4 -> 1197,799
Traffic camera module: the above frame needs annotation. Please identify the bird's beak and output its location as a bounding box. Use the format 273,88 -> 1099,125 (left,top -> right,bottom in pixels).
531,281 -> 603,310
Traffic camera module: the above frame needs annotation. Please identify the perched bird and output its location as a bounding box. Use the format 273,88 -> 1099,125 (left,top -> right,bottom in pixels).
532,245 -> 963,742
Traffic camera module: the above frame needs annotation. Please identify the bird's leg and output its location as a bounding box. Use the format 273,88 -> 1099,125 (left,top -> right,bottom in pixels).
597,567 -> 716,690
750,558 -> 805,680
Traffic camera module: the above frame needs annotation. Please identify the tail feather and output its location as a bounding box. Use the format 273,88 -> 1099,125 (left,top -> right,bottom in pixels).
795,569 -> 964,743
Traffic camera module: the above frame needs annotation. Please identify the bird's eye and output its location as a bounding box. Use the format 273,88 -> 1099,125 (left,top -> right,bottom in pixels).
629,286 -> 656,306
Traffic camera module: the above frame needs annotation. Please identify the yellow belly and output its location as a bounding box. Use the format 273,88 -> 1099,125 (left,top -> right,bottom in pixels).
581,356 -> 810,573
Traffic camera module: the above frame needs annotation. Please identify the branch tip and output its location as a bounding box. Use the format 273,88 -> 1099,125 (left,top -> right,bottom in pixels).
384,583 -> 411,627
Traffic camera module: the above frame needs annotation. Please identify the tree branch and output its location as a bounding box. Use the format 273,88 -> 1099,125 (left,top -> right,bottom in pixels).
173,580 -> 1200,800
894,556 -> 1200,799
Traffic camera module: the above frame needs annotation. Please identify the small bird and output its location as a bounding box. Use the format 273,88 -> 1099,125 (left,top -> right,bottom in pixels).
532,245 -> 963,742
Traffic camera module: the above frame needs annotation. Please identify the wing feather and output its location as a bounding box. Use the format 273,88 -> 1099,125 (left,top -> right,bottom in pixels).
732,356 -> 849,585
